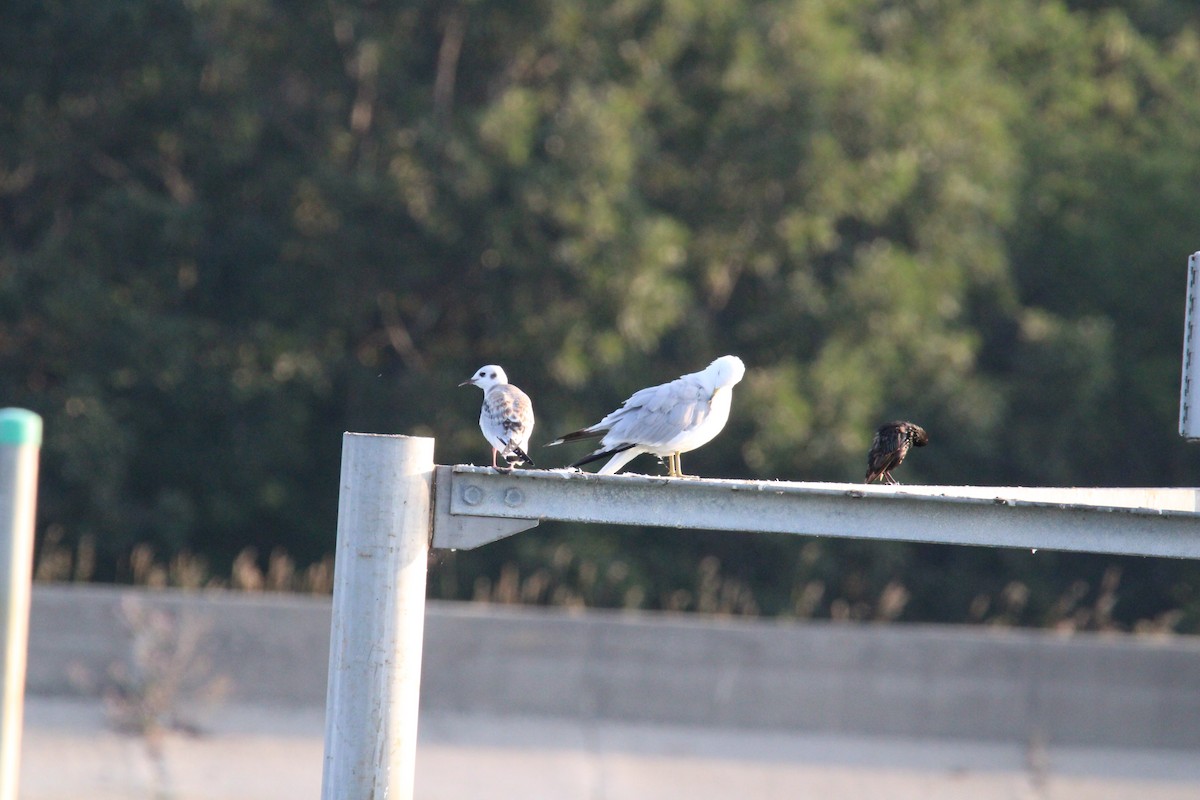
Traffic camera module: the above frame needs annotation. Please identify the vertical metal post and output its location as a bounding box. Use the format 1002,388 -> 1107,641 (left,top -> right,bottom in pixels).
0,409 -> 41,800
320,433 -> 433,800
1180,251 -> 1200,438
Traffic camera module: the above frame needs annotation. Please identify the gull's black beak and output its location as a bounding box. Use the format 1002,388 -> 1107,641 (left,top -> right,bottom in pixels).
458,378 -> 475,387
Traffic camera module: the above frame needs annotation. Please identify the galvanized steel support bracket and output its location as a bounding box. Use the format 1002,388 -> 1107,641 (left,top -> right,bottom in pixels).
431,465 -> 540,550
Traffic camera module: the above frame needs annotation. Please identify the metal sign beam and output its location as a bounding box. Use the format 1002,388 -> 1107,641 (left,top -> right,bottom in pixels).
432,465 -> 1200,558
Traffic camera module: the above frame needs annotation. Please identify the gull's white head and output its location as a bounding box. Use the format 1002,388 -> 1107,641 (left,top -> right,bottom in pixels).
705,355 -> 746,388
459,364 -> 508,390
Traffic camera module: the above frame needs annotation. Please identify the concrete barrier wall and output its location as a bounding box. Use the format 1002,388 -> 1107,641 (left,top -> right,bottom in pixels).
27,584 -> 332,706
25,584 -> 1200,749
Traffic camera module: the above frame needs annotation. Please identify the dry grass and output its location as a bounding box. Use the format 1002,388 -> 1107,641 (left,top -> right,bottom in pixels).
35,529 -> 334,594
33,530 -> 1181,634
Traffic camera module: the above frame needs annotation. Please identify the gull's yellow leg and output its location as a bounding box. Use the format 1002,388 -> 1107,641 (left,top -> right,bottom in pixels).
673,453 -> 697,479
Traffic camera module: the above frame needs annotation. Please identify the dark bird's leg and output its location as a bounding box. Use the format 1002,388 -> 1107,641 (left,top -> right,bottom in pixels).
884,472 -> 897,485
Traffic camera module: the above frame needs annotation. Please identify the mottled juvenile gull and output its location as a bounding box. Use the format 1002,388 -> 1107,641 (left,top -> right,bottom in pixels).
459,365 -> 535,470
548,355 -> 745,477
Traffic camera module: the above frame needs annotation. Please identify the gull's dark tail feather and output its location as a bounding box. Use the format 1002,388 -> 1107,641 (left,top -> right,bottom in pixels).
503,445 -> 535,467
570,443 -> 634,469
547,427 -> 604,447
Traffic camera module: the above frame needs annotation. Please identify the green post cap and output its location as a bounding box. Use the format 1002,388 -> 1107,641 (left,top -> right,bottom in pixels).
0,408 -> 43,446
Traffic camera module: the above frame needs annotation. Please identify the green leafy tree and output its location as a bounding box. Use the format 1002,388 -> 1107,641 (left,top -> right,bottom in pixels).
5,0 -> 1200,630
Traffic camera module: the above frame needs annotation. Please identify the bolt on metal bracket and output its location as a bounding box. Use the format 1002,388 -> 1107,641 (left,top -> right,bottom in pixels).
431,465 -> 539,550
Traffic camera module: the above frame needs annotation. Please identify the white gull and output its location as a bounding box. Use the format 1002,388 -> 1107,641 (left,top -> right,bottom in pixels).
547,355 -> 745,477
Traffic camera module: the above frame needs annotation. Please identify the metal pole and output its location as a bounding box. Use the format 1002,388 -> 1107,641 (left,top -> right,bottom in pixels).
0,409 -> 41,800
320,433 -> 434,800
1179,252 -> 1200,438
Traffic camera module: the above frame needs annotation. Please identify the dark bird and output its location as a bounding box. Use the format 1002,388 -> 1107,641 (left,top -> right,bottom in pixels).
865,421 -> 928,484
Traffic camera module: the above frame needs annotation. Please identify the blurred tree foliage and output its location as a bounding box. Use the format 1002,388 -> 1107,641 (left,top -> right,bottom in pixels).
4,0 -> 1200,630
